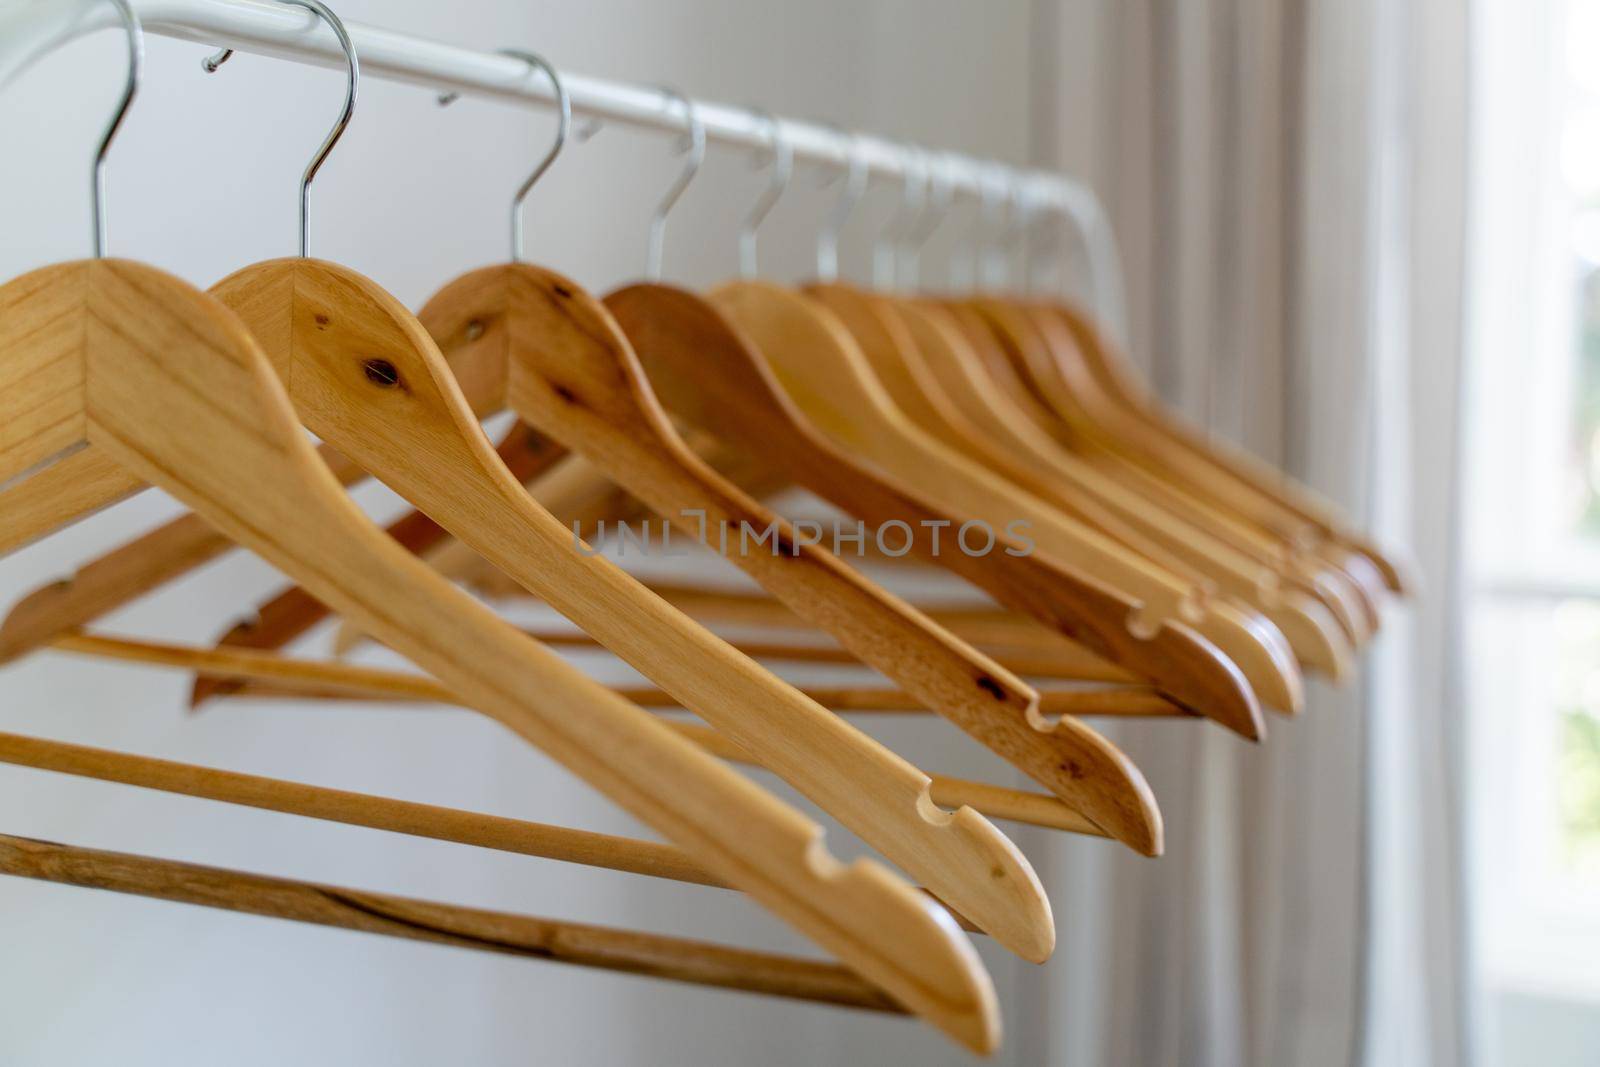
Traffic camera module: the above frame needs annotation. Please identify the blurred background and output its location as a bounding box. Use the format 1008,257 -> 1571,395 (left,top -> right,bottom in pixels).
0,0 -> 1593,1064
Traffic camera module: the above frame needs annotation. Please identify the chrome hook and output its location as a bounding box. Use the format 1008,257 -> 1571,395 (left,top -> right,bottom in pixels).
901,149 -> 954,290
738,108 -> 793,279
91,0 -> 143,258
646,87 -> 704,281
434,52 -> 580,260
500,51 -> 569,263
990,174 -> 1032,293
202,0 -> 358,258
873,149 -> 926,290
816,127 -> 868,282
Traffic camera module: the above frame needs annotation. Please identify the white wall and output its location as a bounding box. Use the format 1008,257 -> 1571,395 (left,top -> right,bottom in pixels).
0,2 -> 1044,1064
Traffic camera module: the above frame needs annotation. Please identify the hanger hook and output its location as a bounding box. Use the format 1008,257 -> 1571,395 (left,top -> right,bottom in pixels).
496,50 -> 570,264
91,0 -> 143,259
646,86 -> 704,281
992,175 -> 1032,293
901,149 -> 954,290
1023,180 -> 1058,296
202,0 -> 358,258
738,108 -> 793,279
978,168 -> 1014,291
816,126 -> 868,282
873,148 -> 926,290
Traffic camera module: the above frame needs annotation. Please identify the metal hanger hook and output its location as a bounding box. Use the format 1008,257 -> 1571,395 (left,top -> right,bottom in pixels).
646,86 -> 704,280
737,108 -> 793,279
901,149 -> 954,290
91,0 -> 144,259
993,174 -> 1033,293
202,0 -> 358,258
816,126 -> 868,282
962,165 -> 1005,292
873,148 -> 926,290
1024,182 -> 1063,296
496,50 -> 569,263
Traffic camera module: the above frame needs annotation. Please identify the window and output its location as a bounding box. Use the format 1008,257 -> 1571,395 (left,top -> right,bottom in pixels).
1467,0 -> 1600,1058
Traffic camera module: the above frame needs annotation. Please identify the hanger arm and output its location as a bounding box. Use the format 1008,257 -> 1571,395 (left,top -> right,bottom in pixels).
188,422 -> 566,707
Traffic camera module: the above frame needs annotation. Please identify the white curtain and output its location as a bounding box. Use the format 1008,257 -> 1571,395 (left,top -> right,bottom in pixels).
1020,2 -> 1473,1064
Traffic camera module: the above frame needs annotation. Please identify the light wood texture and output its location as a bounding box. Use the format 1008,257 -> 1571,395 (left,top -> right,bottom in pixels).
873,294 -> 1352,682
0,729 -> 721,886
208,259 -> 1047,969
0,441 -> 372,663
416,264 -> 1097,847
48,631 -> 1101,835
968,301 -> 1379,647
0,729 -> 986,932
0,259 -> 997,1050
0,834 -> 905,1013
704,279 -> 1265,740
1029,301 -> 1411,598
807,285 -> 1302,715
188,423 -> 567,707
348,614 -> 1163,684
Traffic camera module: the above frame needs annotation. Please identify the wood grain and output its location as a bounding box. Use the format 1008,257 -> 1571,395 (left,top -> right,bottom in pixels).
702,279 -> 1264,742
207,258 -> 1047,972
48,631 -> 1103,834
0,259 -> 998,1051
0,834 -> 905,1013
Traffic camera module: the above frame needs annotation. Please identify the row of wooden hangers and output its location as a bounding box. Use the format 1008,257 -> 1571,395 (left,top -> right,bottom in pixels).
0,0 -> 1411,1054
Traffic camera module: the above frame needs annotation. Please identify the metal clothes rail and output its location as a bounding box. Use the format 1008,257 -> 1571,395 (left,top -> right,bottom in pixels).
0,0 -> 1125,330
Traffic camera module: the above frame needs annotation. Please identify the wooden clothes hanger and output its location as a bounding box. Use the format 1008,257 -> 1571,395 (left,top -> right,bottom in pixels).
959,184 -> 1405,605
1035,298 -> 1411,599
963,293 -> 1387,635
0,254 -> 1005,1044
0,13 -> 999,1049
939,298 -> 1377,651
598,121 -> 1264,735
191,45 -> 1048,965
705,277 -> 1299,718
809,280 -> 1350,684
354,92 -> 1157,847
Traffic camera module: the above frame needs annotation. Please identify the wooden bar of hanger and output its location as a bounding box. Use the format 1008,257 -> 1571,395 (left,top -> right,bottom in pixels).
45,631 -> 1105,835
224,675 -> 1190,719
0,729 -> 990,930
0,834 -> 904,1014
0,253 -> 997,1051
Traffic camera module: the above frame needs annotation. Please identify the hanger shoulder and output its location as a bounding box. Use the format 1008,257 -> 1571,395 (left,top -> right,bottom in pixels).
0,259 -> 998,1050
603,281 -> 1164,856
707,280 -> 1266,736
